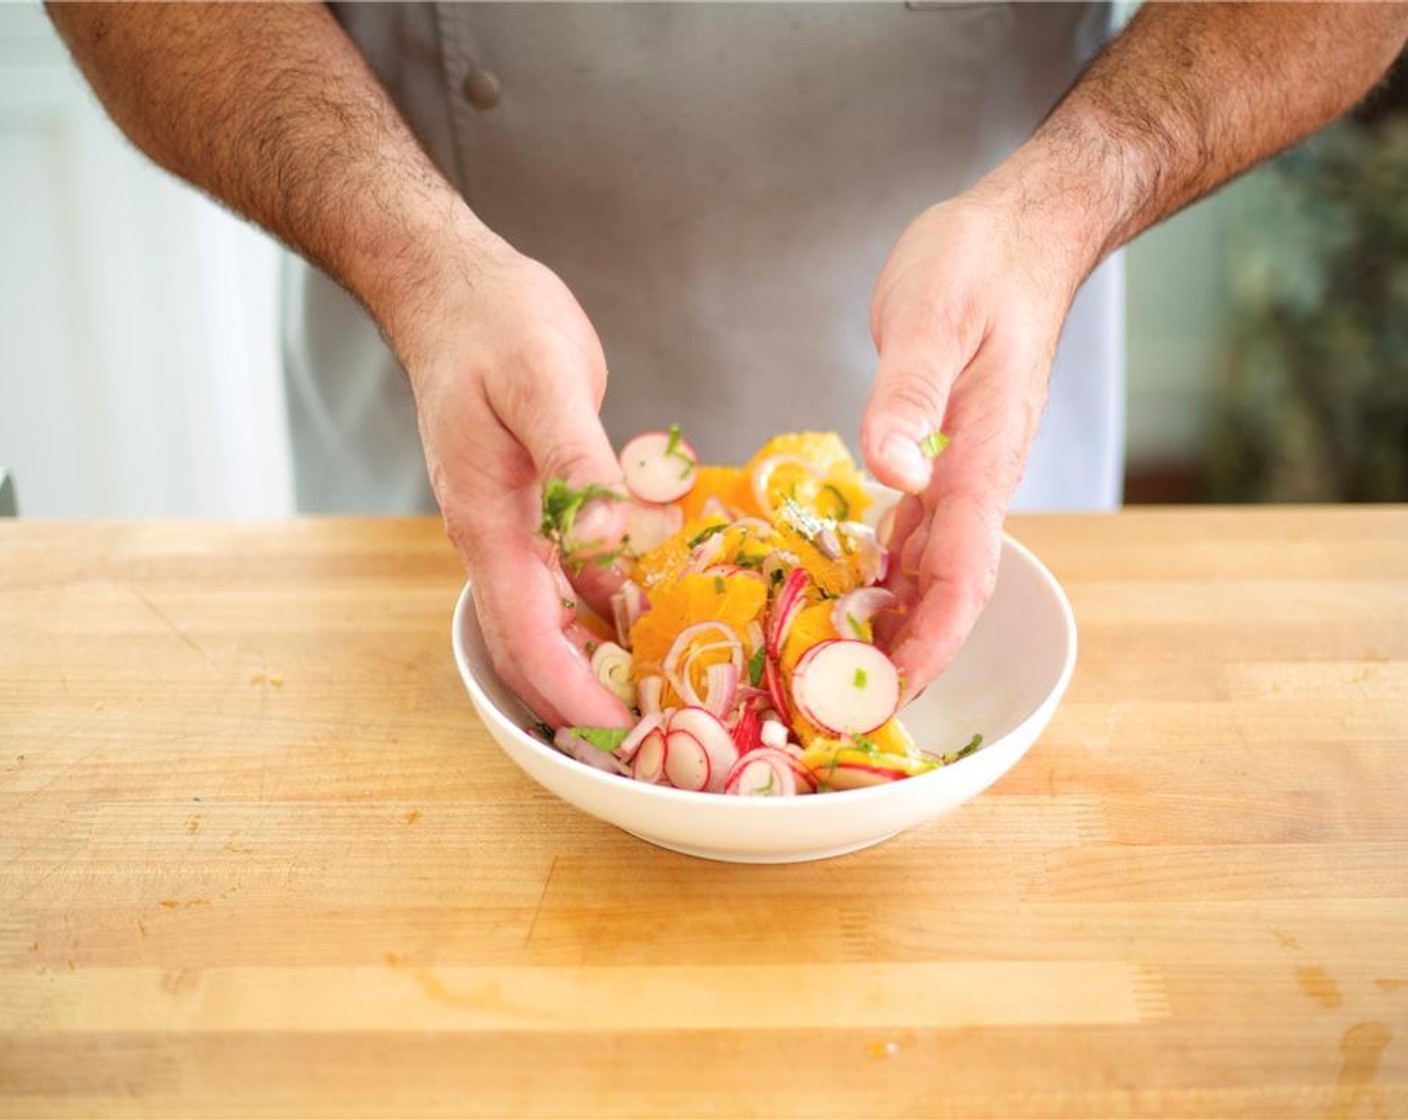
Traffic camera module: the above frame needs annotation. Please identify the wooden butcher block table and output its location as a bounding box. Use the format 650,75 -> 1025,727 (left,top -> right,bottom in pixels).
1,508 -> 1405,1118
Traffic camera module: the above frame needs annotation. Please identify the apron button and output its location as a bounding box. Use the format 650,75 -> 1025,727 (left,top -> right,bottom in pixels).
462,68 -> 503,111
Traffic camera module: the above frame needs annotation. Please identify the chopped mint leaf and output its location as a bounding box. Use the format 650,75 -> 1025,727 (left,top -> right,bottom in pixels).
713,576 -> 727,594
539,478 -> 625,560
585,640 -> 598,656
561,597 -> 577,611
527,720 -> 555,743
853,667 -> 868,689
820,483 -> 851,521
846,611 -> 868,640
664,423 -> 696,479
769,567 -> 786,589
919,432 -> 951,460
567,727 -> 631,754
851,734 -> 879,755
735,552 -> 764,570
688,523 -> 728,549
943,733 -> 983,764
748,646 -> 766,687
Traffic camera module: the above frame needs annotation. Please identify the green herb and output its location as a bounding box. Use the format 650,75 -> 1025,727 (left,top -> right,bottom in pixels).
943,733 -> 983,764
853,667 -> 868,689
735,552 -> 764,570
688,523 -> 728,549
846,611 -> 868,640
539,478 -> 625,563
769,567 -> 786,589
748,646 -> 766,687
561,597 -> 577,611
821,482 -> 851,521
759,769 -> 777,796
527,720 -> 555,742
585,641 -> 598,656
851,734 -> 879,755
713,576 -> 726,594
664,423 -> 696,479
567,727 -> 631,753
919,431 -> 951,460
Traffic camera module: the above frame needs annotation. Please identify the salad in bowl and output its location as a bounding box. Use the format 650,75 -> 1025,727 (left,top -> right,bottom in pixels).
539,428 -> 982,797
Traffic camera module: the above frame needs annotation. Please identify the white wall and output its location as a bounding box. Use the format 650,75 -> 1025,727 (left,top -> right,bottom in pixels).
0,2 -> 291,519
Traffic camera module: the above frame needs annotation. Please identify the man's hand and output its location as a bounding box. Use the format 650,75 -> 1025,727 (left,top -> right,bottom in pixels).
860,2 -> 1408,696
398,230 -> 633,729
861,195 -> 1083,691
47,3 -> 633,728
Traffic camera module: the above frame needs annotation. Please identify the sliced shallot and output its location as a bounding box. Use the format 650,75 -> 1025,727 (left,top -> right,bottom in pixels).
830,587 -> 900,642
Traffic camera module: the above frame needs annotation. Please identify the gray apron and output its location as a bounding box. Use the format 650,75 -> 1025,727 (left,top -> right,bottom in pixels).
285,2 -> 1122,513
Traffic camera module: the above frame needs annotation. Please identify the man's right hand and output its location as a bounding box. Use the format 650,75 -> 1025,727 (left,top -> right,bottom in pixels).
393,227 -> 633,730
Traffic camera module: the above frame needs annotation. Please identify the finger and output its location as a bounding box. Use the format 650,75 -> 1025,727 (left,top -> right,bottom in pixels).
444,414 -> 632,729
473,520 -> 633,729
860,313 -> 969,495
887,488 -> 1003,694
485,343 -> 630,552
886,352 -> 1035,694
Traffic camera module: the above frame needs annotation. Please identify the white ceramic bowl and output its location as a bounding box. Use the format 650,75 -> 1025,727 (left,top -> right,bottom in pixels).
452,533 -> 1076,864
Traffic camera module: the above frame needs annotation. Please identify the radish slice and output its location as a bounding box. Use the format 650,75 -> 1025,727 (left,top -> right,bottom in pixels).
725,748 -> 798,797
625,501 -> 684,555
830,587 -> 900,642
615,713 -> 662,764
631,728 -> 668,784
791,640 -> 901,736
750,455 -> 816,516
620,429 -> 698,504
762,656 -> 791,724
669,707 -> 740,792
731,705 -> 763,755
766,567 -> 809,656
663,729 -> 710,791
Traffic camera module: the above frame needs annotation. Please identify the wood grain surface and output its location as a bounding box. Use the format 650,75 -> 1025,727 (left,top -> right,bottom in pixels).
1,510 -> 1405,1119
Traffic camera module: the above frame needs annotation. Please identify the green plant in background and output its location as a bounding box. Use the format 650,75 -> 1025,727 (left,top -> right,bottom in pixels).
1209,103 -> 1408,502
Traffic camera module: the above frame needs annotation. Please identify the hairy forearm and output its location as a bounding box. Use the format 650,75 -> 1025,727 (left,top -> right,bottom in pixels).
47,1 -> 486,355
980,2 -> 1408,283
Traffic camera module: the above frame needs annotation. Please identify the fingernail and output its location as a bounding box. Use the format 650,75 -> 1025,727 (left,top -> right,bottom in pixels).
573,498 -> 615,543
881,434 -> 930,493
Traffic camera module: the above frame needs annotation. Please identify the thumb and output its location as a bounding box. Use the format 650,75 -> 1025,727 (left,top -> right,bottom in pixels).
860,320 -> 966,496
496,360 -> 630,551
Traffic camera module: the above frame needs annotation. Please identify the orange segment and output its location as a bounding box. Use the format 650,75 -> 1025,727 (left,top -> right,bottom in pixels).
676,465 -> 743,523
629,515 -> 728,589
630,574 -> 767,705
779,601 -> 837,673
738,432 -> 872,523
